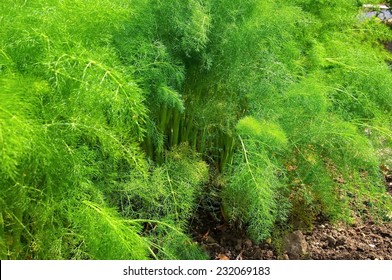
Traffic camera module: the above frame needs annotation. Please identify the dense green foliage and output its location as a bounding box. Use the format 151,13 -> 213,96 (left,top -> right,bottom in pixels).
1,0 -> 392,259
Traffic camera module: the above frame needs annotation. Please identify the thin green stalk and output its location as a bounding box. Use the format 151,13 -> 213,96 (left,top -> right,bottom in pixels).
238,135 -> 257,186
199,127 -> 207,154
166,170 -> 179,221
171,109 -> 181,147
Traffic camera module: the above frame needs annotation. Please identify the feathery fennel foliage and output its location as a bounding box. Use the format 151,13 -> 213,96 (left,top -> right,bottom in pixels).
213,0 -> 392,238
1,0 -> 392,259
0,0 -> 204,259
223,117 -> 289,241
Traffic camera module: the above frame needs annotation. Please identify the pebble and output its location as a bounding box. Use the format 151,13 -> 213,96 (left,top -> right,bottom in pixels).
357,245 -> 366,252
327,235 -> 337,247
266,250 -> 274,258
244,239 -> 253,249
253,248 -> 263,259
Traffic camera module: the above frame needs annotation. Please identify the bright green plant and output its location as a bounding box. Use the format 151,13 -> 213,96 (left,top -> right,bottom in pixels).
1,0 -> 392,260
222,117 -> 290,241
0,0 -> 207,260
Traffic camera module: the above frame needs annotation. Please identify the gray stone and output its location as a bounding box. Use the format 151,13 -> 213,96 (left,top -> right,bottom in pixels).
284,230 -> 308,259
327,235 -> 337,247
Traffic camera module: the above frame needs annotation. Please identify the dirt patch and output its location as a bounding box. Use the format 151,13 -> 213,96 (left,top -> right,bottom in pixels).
190,207 -> 279,260
190,170 -> 392,260
305,221 -> 392,260
191,211 -> 392,260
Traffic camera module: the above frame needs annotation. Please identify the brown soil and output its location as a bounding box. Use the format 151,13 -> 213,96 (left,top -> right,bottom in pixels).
304,220 -> 392,260
190,206 -> 279,260
190,169 -> 392,260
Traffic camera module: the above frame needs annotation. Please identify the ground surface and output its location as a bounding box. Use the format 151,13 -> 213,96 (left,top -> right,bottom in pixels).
190,168 -> 392,260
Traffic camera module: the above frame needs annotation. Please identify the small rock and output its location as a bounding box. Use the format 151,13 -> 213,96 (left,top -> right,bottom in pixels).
369,244 -> 376,249
283,254 -> 289,260
266,250 -> 274,259
253,248 -> 263,259
326,235 -> 337,247
357,244 -> 366,252
284,230 -> 308,259
244,239 -> 253,249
